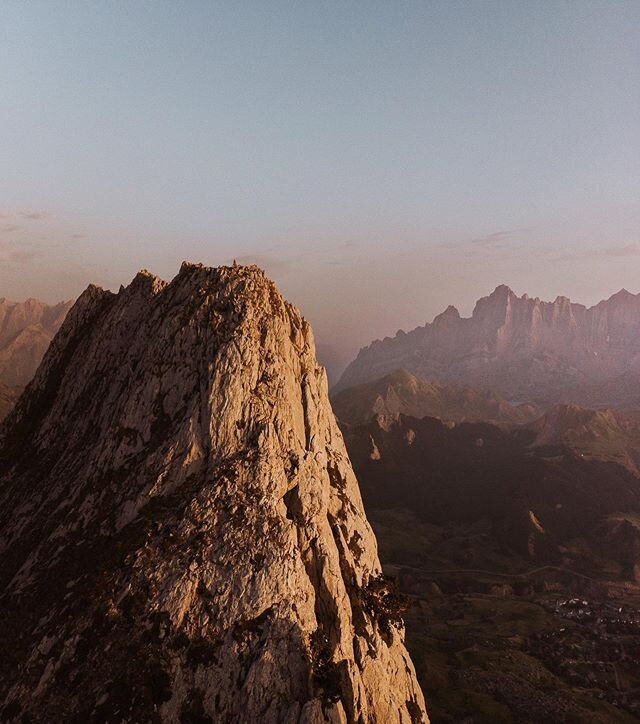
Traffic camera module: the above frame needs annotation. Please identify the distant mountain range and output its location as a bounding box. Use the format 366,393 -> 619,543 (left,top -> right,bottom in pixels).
335,285 -> 640,409
0,297 -> 72,389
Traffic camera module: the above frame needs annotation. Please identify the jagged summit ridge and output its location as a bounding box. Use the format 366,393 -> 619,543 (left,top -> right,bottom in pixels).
0,263 -> 427,723
335,285 -> 640,407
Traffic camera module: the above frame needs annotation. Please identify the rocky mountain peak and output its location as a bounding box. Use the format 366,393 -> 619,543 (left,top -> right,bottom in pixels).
0,263 -> 427,723
604,288 -> 640,312
471,284 -> 518,325
610,288 -> 634,300
490,283 -> 515,298
433,305 -> 460,325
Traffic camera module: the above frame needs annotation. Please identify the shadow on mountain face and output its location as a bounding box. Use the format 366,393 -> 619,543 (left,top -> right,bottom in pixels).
341,413 -> 640,722
342,414 -> 640,569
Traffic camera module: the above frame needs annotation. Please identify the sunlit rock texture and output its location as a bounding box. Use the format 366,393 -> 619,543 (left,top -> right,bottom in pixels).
0,263 -> 427,723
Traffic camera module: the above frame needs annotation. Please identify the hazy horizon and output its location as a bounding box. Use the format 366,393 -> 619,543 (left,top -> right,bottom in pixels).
2,1 -> 639,364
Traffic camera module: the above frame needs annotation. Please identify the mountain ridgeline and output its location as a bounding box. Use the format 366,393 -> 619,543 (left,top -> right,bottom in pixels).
332,367 -> 640,475
335,285 -> 640,408
0,263 -> 427,723
331,368 -> 540,427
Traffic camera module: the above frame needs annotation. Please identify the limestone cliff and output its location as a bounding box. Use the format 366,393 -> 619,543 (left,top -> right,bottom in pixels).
335,285 -> 640,408
0,263 -> 427,723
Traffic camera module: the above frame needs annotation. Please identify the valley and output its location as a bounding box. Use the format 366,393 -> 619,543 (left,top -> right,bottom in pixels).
336,365 -> 640,721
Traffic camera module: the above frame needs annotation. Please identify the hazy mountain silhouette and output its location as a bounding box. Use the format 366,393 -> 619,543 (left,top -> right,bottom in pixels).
336,286 -> 640,409
332,368 -> 540,427
0,296 -> 72,388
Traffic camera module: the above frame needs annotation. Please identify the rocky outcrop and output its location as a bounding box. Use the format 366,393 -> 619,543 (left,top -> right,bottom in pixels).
331,368 -> 539,427
0,263 -> 427,723
335,286 -> 640,408
0,296 -> 72,387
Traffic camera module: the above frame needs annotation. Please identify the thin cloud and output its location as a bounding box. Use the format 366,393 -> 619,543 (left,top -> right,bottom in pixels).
470,229 -> 523,248
0,243 -> 37,266
553,243 -> 640,262
0,209 -> 51,221
439,228 -> 527,253
1,224 -> 20,233
21,210 -> 50,220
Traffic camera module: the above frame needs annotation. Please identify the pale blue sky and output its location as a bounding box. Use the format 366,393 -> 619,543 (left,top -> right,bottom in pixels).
1,1 -> 639,360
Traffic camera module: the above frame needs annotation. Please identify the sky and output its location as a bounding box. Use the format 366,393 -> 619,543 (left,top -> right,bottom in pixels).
1,1 -> 639,373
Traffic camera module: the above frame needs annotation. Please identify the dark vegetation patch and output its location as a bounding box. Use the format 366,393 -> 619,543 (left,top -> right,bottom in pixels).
186,637 -> 221,667
231,607 -> 273,646
309,629 -> 342,704
406,697 -> 426,724
150,390 -> 173,449
358,574 -> 408,639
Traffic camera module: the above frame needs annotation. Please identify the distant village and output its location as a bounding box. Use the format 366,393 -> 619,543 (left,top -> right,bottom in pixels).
527,598 -> 640,716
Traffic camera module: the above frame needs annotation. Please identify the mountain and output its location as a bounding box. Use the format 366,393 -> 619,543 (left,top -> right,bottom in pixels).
331,368 -> 540,427
0,296 -> 72,388
333,370 -> 640,475
0,382 -> 20,422
530,403 -> 640,474
335,285 -> 640,408
0,263 -> 427,723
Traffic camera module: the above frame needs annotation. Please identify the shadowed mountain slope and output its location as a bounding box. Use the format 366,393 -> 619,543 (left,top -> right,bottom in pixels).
530,403 -> 640,474
340,413 -> 640,721
341,413 -> 640,578
0,382 -> 19,422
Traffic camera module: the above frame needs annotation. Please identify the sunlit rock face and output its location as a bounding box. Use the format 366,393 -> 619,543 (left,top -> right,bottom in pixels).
0,296 -> 72,388
0,263 -> 427,723
335,285 -> 640,408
